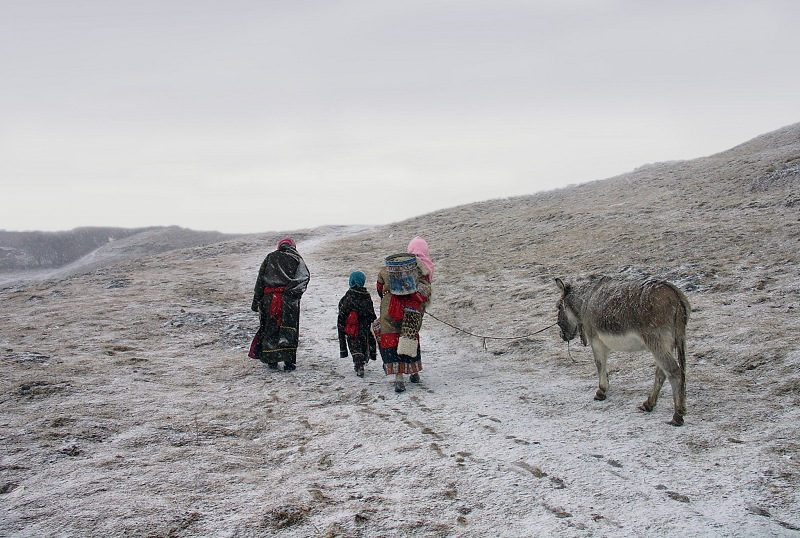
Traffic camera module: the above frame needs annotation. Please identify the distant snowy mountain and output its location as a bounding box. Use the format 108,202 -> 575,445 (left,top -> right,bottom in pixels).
0,226 -> 235,273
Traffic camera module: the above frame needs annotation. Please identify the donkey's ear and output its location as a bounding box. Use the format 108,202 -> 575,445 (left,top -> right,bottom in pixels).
555,278 -> 571,295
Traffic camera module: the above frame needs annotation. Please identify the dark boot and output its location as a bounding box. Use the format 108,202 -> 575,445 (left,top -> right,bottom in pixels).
409,373 -> 420,383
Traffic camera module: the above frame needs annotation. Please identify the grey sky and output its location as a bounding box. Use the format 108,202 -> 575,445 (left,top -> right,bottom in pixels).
2,1 -> 799,233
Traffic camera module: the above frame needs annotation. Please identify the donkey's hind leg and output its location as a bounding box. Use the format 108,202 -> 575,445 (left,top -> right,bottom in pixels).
640,366 -> 666,413
666,365 -> 686,426
651,346 -> 685,426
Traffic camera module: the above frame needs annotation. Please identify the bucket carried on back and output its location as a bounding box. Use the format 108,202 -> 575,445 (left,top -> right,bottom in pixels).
385,253 -> 418,295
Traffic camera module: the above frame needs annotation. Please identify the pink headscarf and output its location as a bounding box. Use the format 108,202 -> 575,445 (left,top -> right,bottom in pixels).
277,237 -> 296,249
407,236 -> 434,280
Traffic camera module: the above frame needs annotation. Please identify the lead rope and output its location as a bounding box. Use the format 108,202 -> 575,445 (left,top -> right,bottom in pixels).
424,311 -> 558,351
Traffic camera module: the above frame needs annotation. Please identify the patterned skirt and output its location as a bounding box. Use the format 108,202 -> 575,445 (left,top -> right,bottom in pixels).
380,344 -> 422,375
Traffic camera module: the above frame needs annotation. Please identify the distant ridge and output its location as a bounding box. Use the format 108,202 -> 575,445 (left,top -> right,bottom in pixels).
0,226 -> 236,273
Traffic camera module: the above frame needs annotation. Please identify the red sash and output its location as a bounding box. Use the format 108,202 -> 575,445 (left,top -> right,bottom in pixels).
263,286 -> 286,324
344,311 -> 359,337
387,293 -> 424,321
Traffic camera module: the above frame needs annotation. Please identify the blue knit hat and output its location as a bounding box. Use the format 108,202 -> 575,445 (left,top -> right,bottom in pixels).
349,271 -> 366,288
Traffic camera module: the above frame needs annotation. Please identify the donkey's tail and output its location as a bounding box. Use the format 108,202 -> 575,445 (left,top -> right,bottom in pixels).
666,282 -> 690,379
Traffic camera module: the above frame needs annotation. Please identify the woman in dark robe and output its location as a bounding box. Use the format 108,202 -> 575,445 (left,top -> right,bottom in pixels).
250,237 -> 310,371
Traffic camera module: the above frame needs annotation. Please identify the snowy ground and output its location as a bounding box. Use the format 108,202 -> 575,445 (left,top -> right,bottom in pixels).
1,124 -> 799,536
1,221 -> 798,537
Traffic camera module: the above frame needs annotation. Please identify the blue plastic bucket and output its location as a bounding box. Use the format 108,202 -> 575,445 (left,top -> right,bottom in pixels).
385,254 -> 418,295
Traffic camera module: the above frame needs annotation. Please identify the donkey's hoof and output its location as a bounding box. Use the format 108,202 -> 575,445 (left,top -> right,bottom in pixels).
639,402 -> 654,413
594,391 -> 606,401
668,416 -> 684,427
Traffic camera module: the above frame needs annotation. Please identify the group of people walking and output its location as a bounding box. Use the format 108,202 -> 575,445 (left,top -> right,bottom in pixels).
250,236 -> 434,393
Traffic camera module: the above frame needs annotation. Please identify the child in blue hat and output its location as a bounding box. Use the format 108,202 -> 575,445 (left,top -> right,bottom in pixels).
337,271 -> 378,377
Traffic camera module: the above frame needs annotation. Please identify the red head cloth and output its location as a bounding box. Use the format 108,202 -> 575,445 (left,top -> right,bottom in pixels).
277,237 -> 296,250
407,236 -> 434,280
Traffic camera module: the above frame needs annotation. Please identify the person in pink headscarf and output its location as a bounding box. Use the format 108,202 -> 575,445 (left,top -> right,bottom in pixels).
250,237 -> 310,371
375,236 -> 434,393
407,236 -> 434,280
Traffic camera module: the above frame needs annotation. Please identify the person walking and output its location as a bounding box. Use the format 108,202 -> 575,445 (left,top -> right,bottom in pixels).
375,236 -> 434,392
250,237 -> 310,371
337,271 -> 378,377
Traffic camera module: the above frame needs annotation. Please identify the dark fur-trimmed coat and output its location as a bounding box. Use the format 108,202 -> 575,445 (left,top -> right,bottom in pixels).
337,286 -> 377,361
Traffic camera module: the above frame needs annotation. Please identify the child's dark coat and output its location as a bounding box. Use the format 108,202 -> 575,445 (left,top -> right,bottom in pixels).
337,286 -> 378,365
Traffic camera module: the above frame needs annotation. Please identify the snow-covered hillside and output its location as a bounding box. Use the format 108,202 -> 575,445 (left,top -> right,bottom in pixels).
1,123 -> 798,536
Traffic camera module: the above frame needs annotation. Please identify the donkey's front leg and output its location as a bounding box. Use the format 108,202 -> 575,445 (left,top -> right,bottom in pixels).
591,342 -> 609,401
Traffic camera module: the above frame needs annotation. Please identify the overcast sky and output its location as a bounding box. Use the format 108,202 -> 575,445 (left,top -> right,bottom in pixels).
2,1 -> 799,233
